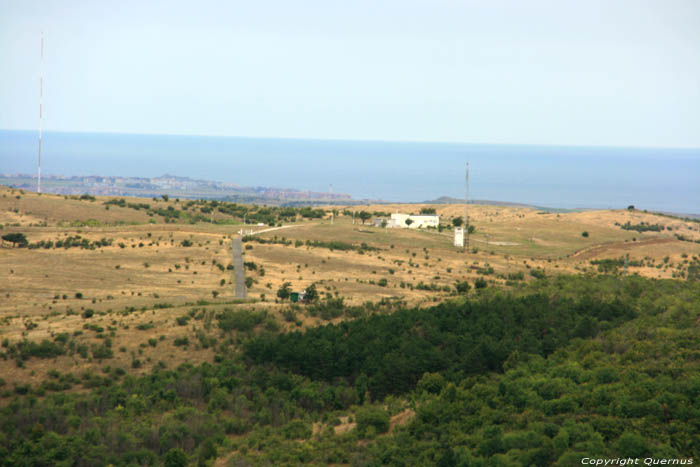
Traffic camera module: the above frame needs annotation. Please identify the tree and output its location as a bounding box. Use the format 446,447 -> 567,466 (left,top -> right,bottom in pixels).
474,278 -> 487,289
2,233 -> 27,247
161,194 -> 169,202
617,432 -> 649,458
356,407 -> 390,437
417,372 -> 446,394
454,281 -> 471,294
467,225 -> 475,234
405,218 -> 414,227
582,231 -> 589,237
164,448 -> 187,467
304,283 -> 318,303
452,217 -> 463,228
627,205 -> 635,210
420,207 -> 436,215
358,211 -> 372,224
277,282 -> 292,301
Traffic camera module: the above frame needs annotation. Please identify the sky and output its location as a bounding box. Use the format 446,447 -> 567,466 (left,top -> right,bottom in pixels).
1,0 -> 699,148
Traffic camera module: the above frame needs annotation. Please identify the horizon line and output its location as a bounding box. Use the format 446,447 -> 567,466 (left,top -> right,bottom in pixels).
2,127 -> 700,152
2,176 -> 699,218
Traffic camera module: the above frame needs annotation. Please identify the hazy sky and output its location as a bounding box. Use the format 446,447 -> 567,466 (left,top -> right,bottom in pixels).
1,0 -> 699,147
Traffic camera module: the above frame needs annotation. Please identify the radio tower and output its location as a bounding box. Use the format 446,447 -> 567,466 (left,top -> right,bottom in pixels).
37,33 -> 44,194
465,162 -> 470,249
329,184 -> 334,225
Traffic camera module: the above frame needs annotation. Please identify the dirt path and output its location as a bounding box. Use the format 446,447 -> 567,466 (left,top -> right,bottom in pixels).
571,237 -> 676,260
232,237 -> 246,299
389,408 -> 416,433
231,223 -> 312,299
239,223 -> 316,236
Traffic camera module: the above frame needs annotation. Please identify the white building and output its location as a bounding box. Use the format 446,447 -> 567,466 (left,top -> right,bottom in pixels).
454,227 -> 464,247
387,213 -> 440,229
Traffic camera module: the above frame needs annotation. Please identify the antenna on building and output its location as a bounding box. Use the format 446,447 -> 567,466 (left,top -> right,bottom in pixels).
465,162 -> 470,249
37,32 -> 44,194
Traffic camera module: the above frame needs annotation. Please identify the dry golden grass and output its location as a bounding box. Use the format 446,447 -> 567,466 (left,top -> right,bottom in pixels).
0,186 -> 151,226
2,187 -> 699,388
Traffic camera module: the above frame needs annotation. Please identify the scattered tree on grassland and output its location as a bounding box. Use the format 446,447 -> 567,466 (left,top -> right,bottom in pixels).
1,233 -> 27,247
358,211 -> 372,224
304,283 -> 319,303
454,280 -> 471,294
277,281 -> 292,301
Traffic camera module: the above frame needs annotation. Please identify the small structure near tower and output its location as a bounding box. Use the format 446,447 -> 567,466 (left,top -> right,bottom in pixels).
454,226 -> 464,247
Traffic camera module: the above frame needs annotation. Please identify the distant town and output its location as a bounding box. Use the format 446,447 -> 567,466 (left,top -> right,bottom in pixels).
0,173 -> 356,206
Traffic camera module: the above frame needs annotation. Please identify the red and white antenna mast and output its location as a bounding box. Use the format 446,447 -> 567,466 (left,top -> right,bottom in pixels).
37,33 -> 44,193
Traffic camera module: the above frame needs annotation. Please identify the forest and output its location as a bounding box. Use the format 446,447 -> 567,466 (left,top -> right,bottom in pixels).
0,274 -> 698,466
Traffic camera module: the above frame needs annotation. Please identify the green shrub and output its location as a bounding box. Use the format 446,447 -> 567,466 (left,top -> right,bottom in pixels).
530,269 -> 546,279
92,343 -> 113,360
454,281 -> 471,294
174,337 -> 189,347
356,407 -> 390,437
216,309 -> 266,332
281,419 -> 312,440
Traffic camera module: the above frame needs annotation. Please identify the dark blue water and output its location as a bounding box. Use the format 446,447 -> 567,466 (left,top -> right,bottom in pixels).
1,130 -> 698,213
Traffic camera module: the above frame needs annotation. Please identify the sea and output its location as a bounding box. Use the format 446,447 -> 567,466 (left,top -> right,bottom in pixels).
1,130 -> 699,214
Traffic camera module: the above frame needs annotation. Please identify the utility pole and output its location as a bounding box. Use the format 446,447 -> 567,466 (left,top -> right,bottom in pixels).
330,184 -> 334,225
37,33 -> 44,194
465,162 -> 470,250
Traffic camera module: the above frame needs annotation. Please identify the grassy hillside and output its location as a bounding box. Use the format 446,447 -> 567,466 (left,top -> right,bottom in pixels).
1,185 -> 699,465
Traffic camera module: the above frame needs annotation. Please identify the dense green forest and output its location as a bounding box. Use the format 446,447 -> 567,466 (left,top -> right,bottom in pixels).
244,292 -> 636,399
1,275 -> 699,466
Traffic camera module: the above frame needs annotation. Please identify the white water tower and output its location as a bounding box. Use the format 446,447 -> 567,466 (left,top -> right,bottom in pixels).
454,226 -> 464,247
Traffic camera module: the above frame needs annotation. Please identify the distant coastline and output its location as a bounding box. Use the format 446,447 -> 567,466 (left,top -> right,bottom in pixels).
0,173 -> 358,206
2,129 -> 699,213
